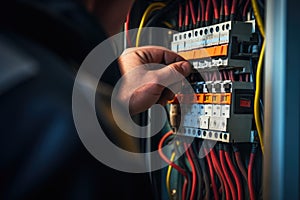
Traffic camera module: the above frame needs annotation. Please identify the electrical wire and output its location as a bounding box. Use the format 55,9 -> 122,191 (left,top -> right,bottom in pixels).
145,0 -> 185,28
230,0 -> 237,19
185,0 -> 189,29
136,2 -> 166,47
219,0 -> 224,22
219,146 -> 237,200
158,131 -> 189,200
199,157 -> 210,200
254,40 -> 265,154
257,0 -> 264,9
175,141 -> 191,200
204,148 -> 219,200
224,146 -> 243,200
125,7 -> 132,47
197,0 -> 201,23
184,143 -> 197,200
166,151 -> 176,199
210,147 -> 231,200
179,3 -> 183,29
190,142 -> 203,200
251,0 -> 265,38
200,0 -> 205,26
248,144 -> 257,200
224,0 -> 229,20
233,145 -> 248,181
243,0 -> 250,21
212,0 -> 219,22
188,0 -> 197,26
163,21 -> 174,28
205,0 -> 211,25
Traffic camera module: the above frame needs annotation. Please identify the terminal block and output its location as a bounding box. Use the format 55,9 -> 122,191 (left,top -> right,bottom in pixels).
168,81 -> 255,143
171,21 -> 257,72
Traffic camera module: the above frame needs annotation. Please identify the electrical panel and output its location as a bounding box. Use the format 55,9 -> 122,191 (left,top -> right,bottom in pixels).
167,19 -> 258,144
126,0 -> 264,199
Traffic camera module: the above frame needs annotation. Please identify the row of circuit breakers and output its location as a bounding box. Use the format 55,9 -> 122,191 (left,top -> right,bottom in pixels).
168,20 -> 257,143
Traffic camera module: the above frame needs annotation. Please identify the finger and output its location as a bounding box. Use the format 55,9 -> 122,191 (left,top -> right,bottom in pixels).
157,88 -> 175,106
154,60 -> 192,87
129,83 -> 165,115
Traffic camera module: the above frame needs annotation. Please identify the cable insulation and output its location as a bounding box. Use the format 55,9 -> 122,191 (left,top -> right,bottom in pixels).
184,143 -> 197,200
188,0 -> 197,25
205,0 -> 211,23
125,7 -> 132,47
254,40 -> 265,154
234,150 -> 248,181
220,149 -> 237,200
243,0 -> 250,20
166,152 -> 176,199
211,148 -> 231,200
205,149 -> 219,200
212,0 -> 219,20
136,2 -> 165,47
251,0 -> 265,37
248,150 -> 256,200
225,150 -> 243,200
200,0 -> 205,25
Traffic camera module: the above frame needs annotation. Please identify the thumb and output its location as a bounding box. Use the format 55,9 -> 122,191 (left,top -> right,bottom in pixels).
154,61 -> 192,86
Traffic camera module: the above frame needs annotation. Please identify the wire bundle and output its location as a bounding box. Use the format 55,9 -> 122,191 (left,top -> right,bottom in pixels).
158,130 -> 261,200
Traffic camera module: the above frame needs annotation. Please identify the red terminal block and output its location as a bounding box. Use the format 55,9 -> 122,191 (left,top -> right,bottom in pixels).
204,93 -> 213,104
220,93 -> 231,104
196,94 -> 205,104
212,94 -> 222,104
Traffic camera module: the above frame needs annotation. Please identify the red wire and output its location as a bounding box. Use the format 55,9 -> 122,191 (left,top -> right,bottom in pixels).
220,0 -> 224,18
243,0 -> 250,19
211,72 -> 215,81
212,0 -> 219,20
220,149 -> 237,200
224,0 -> 229,17
225,151 -> 243,200
210,149 -> 231,200
200,0 -> 205,23
234,151 -> 248,181
125,9 -> 132,47
188,0 -> 197,25
158,131 -> 188,200
205,0 -> 211,22
229,70 -> 235,82
245,73 -> 249,82
197,0 -> 201,22
182,179 -> 188,200
223,71 -> 228,80
185,1 -> 189,27
231,0 -> 237,15
179,3 -> 183,28
248,152 -> 256,200
204,148 -> 219,200
185,143 -> 197,200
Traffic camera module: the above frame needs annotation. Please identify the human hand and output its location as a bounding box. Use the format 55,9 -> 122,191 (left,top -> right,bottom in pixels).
117,45 -> 192,115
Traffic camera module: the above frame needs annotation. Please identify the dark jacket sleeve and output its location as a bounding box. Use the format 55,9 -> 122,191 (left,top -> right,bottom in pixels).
0,33 -> 154,200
